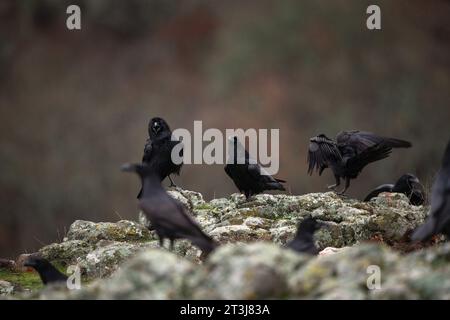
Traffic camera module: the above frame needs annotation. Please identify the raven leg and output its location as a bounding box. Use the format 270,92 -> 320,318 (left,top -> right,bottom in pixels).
168,175 -> 178,188
337,177 -> 351,195
327,176 -> 341,190
158,237 -> 164,248
169,239 -> 175,251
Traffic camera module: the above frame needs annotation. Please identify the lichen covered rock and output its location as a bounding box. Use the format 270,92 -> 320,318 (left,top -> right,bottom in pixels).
193,243 -> 308,299
66,220 -> 154,244
74,249 -> 196,300
9,189 -> 442,300
201,191 -> 427,249
21,242 -> 450,300
39,240 -> 93,266
78,240 -> 160,278
0,280 -> 16,296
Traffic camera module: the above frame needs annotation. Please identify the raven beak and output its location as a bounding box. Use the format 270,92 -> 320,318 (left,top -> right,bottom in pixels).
120,163 -> 135,172
152,122 -> 161,134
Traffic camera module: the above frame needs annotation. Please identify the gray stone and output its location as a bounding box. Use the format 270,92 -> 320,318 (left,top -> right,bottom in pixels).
78,240 -> 159,278
66,220 -> 154,244
12,189 -> 447,300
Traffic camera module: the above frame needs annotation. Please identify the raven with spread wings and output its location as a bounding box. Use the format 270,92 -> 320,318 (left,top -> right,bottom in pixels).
307,131 -> 411,195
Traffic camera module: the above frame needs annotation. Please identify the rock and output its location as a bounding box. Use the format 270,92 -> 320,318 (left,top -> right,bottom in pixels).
10,189 -> 441,300
288,243 -> 399,299
66,220 -> 154,244
209,225 -> 271,243
74,249 -> 196,300
193,243 -> 307,299
168,189 -> 205,211
172,240 -> 203,263
0,280 -> 16,296
244,217 -> 272,229
20,241 -> 450,300
78,240 -> 159,278
370,243 -> 450,300
23,282 -> 72,300
318,247 -> 349,256
39,240 -> 93,266
203,191 -> 427,249
138,211 -> 151,228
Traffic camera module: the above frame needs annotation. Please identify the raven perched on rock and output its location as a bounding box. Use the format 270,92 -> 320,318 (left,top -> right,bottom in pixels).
307,130 -> 411,195
24,256 -> 67,285
412,141 -> 450,242
137,117 -> 183,198
286,217 -> 323,255
224,136 -> 285,199
364,174 -> 425,205
122,163 -> 218,256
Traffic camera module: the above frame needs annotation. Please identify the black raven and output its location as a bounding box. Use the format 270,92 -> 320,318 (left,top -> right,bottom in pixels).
224,136 -> 285,199
307,130 -> 411,194
364,174 -> 426,205
24,256 -> 68,285
122,163 -> 218,256
412,141 -> 450,242
137,117 -> 183,198
286,217 -> 322,255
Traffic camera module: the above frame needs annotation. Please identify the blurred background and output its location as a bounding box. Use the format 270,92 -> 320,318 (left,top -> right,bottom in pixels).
0,0 -> 449,258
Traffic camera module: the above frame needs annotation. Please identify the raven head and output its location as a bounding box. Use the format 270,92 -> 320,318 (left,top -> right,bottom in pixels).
296,217 -> 325,236
394,173 -> 421,192
24,255 -> 52,272
148,117 -> 171,139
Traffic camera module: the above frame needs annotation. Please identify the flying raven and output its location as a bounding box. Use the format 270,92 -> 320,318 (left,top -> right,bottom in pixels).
24,256 -> 68,285
307,130 -> 411,194
122,163 -> 218,256
137,117 -> 183,198
286,217 -> 323,255
364,173 -> 426,205
412,141 -> 450,242
224,136 -> 285,199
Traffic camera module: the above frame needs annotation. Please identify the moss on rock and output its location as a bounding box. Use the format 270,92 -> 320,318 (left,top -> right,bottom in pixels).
10,189 -> 443,300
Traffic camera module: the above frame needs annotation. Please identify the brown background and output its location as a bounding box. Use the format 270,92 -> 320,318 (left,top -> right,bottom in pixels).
0,0 -> 449,258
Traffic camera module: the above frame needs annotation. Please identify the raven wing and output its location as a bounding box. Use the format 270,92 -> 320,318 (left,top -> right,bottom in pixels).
336,131 -> 411,153
140,194 -> 213,242
346,143 -> 392,173
248,164 -> 286,188
307,135 -> 342,175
